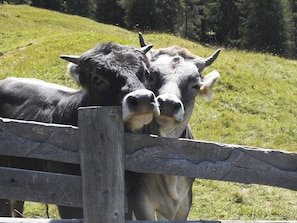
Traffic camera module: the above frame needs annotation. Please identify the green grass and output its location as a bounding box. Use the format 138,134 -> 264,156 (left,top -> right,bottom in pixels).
1,4 -> 297,220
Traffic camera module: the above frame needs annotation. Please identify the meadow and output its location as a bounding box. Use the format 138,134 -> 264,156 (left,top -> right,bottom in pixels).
0,4 -> 296,220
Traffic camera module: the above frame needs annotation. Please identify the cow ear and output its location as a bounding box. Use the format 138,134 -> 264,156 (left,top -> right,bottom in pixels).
67,63 -> 81,86
60,55 -> 80,65
194,49 -> 221,73
199,70 -> 220,101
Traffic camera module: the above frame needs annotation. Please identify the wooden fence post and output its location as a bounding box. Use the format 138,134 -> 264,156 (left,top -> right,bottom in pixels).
78,106 -> 125,223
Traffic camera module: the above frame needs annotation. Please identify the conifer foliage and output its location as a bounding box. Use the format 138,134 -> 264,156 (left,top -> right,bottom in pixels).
3,0 -> 297,58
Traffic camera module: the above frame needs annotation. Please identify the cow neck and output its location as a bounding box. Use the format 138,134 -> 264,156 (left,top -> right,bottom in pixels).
50,89 -> 87,126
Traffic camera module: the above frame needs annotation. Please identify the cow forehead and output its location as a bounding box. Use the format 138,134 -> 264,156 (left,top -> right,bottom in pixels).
82,43 -> 146,68
159,81 -> 182,98
150,54 -> 200,81
78,44 -> 148,88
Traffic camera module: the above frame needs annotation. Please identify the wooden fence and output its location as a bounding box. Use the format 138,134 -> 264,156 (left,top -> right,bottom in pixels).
0,106 -> 297,223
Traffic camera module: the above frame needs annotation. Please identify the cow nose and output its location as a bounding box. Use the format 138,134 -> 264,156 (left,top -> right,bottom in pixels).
126,89 -> 158,111
157,94 -> 184,115
155,94 -> 185,123
127,93 -> 152,109
122,89 -> 160,121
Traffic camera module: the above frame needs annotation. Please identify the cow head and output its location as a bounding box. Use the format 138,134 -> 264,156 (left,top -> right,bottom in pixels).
61,43 -> 160,131
139,33 -> 220,137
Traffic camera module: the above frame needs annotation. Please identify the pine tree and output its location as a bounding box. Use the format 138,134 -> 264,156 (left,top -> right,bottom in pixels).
179,0 -> 205,42
283,0 -> 297,58
208,0 -> 240,45
119,0 -> 184,32
240,0 -> 286,55
66,0 -> 96,19
96,0 -> 124,26
31,0 -> 65,12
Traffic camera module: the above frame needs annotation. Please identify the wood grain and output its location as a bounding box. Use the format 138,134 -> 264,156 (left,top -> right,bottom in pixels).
0,167 -> 82,207
78,106 -> 125,223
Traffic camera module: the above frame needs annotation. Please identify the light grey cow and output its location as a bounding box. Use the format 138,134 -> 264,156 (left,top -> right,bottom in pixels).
126,33 -> 221,220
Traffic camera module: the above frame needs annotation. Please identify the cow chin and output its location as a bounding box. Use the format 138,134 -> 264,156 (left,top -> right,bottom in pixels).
125,113 -> 154,131
154,114 -> 179,127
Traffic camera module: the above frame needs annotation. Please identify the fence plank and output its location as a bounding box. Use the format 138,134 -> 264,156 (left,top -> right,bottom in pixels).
125,133 -> 297,191
1,116 -> 297,192
0,117 -> 79,164
1,109 -> 297,222
78,106 -> 125,223
0,167 -> 82,207
0,219 -> 297,223
0,218 -> 83,223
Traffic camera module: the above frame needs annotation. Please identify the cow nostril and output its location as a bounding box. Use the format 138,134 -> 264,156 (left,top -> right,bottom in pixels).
157,99 -> 164,108
157,97 -> 164,103
150,94 -> 156,103
173,102 -> 181,112
128,96 -> 138,108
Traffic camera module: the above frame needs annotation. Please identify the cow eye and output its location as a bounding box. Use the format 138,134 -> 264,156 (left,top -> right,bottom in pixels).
92,75 -> 110,91
147,71 -> 159,84
191,83 -> 200,91
146,70 -> 162,93
190,83 -> 201,96
147,74 -> 158,88
138,66 -> 149,83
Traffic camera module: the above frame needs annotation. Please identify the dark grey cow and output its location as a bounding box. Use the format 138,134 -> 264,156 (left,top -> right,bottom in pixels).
126,34 -> 220,220
0,42 -> 160,218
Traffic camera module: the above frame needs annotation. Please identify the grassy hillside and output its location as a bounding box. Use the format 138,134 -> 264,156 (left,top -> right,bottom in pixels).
0,4 -> 297,220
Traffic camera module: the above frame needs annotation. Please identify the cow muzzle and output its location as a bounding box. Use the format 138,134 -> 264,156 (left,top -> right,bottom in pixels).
122,89 -> 160,131
154,94 -> 185,126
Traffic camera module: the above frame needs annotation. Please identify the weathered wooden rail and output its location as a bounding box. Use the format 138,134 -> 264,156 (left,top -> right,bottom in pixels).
0,106 -> 297,223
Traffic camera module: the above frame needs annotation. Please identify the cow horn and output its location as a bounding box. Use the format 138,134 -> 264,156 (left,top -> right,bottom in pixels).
60,55 -> 80,65
204,49 -> 221,66
140,44 -> 153,54
139,32 -> 153,54
139,32 -> 147,47
194,49 -> 221,72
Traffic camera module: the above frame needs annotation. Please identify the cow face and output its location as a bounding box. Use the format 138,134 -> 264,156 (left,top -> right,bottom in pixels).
146,46 -> 220,137
61,43 -> 160,131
